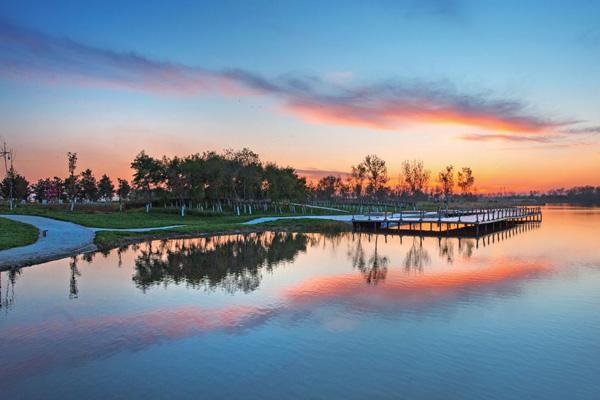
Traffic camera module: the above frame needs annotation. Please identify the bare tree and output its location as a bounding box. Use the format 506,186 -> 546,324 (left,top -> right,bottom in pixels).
438,165 -> 455,206
1,142 -> 14,209
65,152 -> 79,211
349,162 -> 367,197
360,154 -> 388,198
401,160 -> 431,197
457,167 -> 475,195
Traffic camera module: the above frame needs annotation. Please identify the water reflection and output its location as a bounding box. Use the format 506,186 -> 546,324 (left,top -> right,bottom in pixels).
347,235 -> 389,284
69,256 -> 80,299
0,268 -> 20,312
0,217 -> 578,393
132,232 -> 309,293
403,238 -> 430,273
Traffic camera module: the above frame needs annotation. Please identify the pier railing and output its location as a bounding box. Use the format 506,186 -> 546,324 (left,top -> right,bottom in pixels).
352,206 -> 542,237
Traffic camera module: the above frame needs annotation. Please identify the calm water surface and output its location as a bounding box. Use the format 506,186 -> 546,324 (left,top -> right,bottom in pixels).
1,206 -> 600,399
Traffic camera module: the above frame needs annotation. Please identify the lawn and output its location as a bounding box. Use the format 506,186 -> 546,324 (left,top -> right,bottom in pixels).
0,204 -> 345,229
0,217 -> 39,251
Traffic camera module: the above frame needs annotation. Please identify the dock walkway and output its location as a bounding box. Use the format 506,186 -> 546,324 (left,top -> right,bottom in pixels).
352,207 -> 542,236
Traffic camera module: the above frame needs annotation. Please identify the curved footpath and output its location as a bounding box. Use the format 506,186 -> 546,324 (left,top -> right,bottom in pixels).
0,215 -> 184,269
243,215 -> 355,224
0,214 -> 357,269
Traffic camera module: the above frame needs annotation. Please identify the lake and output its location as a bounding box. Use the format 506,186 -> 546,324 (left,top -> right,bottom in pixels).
1,206 -> 599,399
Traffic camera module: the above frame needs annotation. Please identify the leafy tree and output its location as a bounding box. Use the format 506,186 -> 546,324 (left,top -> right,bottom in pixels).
32,178 -> 51,202
98,174 -> 115,201
164,156 -> 191,216
131,151 -> 163,212
263,163 -> 306,202
316,175 -> 343,200
0,168 -> 29,202
79,169 -> 99,201
181,154 -> 206,207
117,178 -> 131,211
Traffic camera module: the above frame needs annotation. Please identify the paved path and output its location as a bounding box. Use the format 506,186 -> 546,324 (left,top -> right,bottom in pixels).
0,215 -> 96,268
244,215 -> 356,225
0,215 -> 183,269
243,213 -> 428,225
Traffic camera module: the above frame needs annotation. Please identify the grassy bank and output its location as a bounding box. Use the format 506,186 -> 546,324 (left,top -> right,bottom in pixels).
94,218 -> 350,249
0,204 -> 345,229
0,203 -> 350,250
0,217 -> 39,251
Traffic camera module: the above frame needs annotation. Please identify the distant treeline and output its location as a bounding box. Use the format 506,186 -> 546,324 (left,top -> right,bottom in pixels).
541,186 -> 600,205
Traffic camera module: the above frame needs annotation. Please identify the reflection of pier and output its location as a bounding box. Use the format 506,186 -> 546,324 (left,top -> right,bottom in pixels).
353,220 -> 540,249
352,207 -> 542,237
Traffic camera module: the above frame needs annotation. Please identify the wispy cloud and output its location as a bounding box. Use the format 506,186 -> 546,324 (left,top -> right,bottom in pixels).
561,125 -> 600,135
459,133 -> 555,143
0,19 -> 576,134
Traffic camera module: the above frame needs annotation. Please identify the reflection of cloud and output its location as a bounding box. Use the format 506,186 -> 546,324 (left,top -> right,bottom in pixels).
0,257 -> 550,385
0,19 -> 575,133
283,260 -> 551,307
0,304 -> 280,385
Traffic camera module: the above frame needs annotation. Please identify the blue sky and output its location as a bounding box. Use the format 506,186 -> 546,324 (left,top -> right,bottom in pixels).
0,0 -> 599,190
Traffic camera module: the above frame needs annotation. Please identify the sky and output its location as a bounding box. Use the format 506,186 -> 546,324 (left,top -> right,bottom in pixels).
0,0 -> 599,192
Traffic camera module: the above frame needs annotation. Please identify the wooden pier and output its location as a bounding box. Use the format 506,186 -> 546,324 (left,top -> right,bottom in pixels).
351,207 -> 542,238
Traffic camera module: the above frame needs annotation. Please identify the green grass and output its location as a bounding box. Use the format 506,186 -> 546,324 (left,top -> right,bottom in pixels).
0,204 -> 344,229
94,218 -> 350,249
0,217 -> 39,251
0,204 -> 351,250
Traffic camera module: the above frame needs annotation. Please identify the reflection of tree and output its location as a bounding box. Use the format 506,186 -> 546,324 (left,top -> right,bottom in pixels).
458,239 -> 475,259
1,268 -> 21,311
69,256 -> 80,299
403,238 -> 430,273
132,232 -> 309,294
348,234 -> 388,284
438,238 -> 455,264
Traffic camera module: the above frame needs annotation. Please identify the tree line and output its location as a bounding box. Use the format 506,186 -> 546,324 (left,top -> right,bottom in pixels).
1,148 -> 479,213
1,148 -> 309,216
313,157 -> 476,204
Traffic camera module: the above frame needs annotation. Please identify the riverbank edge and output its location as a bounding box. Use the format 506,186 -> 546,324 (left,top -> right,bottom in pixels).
1,219 -> 351,271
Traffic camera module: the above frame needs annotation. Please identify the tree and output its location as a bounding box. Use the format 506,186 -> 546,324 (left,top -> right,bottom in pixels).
349,162 -> 367,197
117,178 -> 131,211
79,169 -> 99,202
164,156 -> 191,216
457,167 -> 475,195
401,160 -> 431,197
360,154 -> 388,198
98,174 -> 115,201
66,152 -> 78,211
438,165 -> 455,206
32,178 -> 51,203
316,175 -> 343,200
131,151 -> 163,212
0,168 -> 29,202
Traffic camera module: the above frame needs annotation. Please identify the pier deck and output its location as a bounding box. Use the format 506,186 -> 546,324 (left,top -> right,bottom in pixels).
352,207 -> 542,237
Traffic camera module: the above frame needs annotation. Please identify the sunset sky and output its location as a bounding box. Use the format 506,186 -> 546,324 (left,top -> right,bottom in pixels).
1,0 -> 599,192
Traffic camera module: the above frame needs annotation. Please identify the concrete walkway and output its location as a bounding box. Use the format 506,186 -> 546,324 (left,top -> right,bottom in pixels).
0,215 -> 183,269
244,215 -> 356,225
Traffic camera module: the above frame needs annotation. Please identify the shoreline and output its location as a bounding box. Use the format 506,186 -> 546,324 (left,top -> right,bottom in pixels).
0,215 -> 351,271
